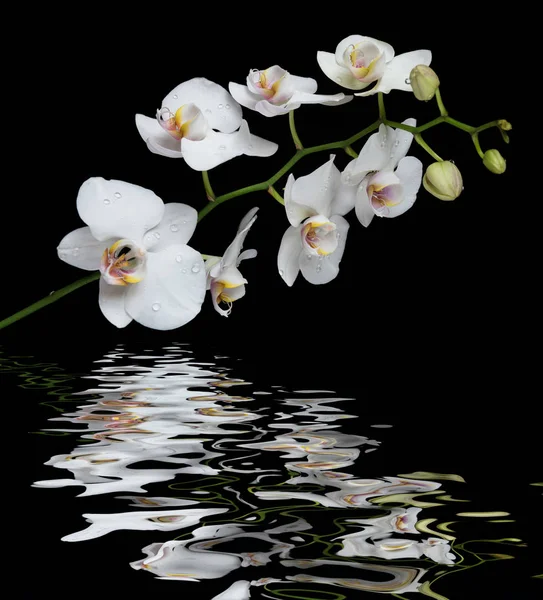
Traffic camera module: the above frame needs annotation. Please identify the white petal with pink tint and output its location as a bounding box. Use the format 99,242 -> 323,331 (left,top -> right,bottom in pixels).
316,51 -> 369,90
162,78 -> 242,133
386,156 -> 423,218
135,114 -> 182,158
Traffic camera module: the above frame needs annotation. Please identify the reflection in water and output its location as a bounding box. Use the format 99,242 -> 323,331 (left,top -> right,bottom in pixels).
22,345 -> 523,599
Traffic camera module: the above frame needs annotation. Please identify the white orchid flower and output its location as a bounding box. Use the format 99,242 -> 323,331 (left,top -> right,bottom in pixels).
277,155 -> 353,286
205,207 -> 259,317
317,35 -> 431,97
341,119 -> 423,227
57,178 -> 206,330
228,65 -> 351,117
135,78 -> 278,170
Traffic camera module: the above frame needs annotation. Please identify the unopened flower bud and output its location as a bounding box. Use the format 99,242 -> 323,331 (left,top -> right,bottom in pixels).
410,65 -> 440,101
497,119 -> 512,131
423,161 -> 463,201
483,149 -> 506,174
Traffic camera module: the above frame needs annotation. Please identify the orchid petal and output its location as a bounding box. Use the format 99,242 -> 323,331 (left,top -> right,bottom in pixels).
181,121 -> 277,171
381,50 -> 433,93
329,181 -> 357,216
98,278 -> 132,328
162,78 -> 242,134
289,75 -> 318,94
289,91 -> 352,106
278,226 -> 302,287
355,178 -> 375,227
342,125 -> 392,184
217,266 -> 247,287
356,50 -> 432,96
222,207 -> 258,268
228,82 -> 259,111
237,249 -> 257,264
299,215 -> 349,284
253,100 -> 300,117
143,203 -> 197,251
335,35 -> 395,65
284,174 -> 317,227
77,178 -> 164,244
57,227 -> 114,271
386,156 -> 423,218
291,155 -> 339,216
135,114 -> 182,158
125,244 -> 205,330
316,51 -> 369,90
384,118 -> 416,170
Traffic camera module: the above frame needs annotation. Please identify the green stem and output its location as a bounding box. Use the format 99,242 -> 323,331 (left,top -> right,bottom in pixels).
202,170 -> 215,201
471,133 -> 485,159
444,116 -> 475,134
267,185 -> 285,205
415,133 -> 443,162
473,120 -> 500,134
435,88 -> 448,116
378,92 -> 386,120
384,116 -> 445,133
344,145 -> 358,158
0,272 -> 100,330
289,110 -> 303,150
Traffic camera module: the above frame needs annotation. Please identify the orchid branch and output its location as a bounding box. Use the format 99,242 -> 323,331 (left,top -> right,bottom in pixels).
288,110 -> 304,150
202,171 -> 216,201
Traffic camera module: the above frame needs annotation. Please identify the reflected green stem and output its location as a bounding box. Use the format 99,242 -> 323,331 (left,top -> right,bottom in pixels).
202,170 -> 215,201
289,110 -> 304,150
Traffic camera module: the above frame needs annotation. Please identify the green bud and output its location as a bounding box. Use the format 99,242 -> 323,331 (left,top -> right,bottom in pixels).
409,65 -> 440,101
423,161 -> 463,201
497,119 -> 512,131
483,149 -> 506,174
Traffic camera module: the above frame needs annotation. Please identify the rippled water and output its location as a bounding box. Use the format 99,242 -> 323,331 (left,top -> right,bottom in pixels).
9,344 -> 538,598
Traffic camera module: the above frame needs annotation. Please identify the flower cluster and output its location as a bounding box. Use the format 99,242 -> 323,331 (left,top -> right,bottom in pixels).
48,34 -> 510,331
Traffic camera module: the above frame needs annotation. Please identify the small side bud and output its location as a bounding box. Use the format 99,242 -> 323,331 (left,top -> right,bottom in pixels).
497,119 -> 512,131
410,65 -> 440,101
483,149 -> 506,174
423,161 -> 463,201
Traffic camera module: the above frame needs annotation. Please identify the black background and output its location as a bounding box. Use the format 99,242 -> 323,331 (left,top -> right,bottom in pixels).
6,8 -> 541,598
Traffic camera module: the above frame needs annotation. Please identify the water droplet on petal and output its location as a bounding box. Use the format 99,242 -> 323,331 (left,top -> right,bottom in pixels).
114,192 -> 122,199
103,198 -> 110,205
175,255 -> 183,263
152,303 -> 161,312
335,77 -> 342,83
306,254 -> 312,260
205,108 -> 212,115
395,140 -> 400,147
279,269 -> 284,277
218,103 -> 224,109
173,94 -> 178,99
181,268 -> 188,274
154,232 -> 161,239
225,103 -> 230,109
405,78 -> 411,85
73,248 -> 80,256
248,144 -> 253,150
182,219 -> 187,224
191,263 -> 200,273
170,224 -> 179,232
316,263 -> 322,273
218,145 -> 226,151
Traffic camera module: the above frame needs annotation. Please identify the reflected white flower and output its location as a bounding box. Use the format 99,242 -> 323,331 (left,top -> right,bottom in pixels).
317,34 -> 431,96
229,65 -> 351,117
278,155 -> 354,286
342,120 -> 423,227
136,78 -> 278,170
57,178 -> 206,330
62,507 -> 228,542
205,207 -> 258,317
